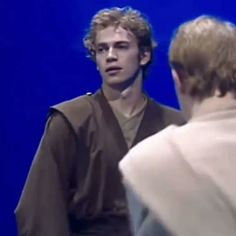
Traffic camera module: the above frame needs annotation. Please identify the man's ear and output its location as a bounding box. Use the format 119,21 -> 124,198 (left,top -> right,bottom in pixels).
140,50 -> 151,66
171,69 -> 186,94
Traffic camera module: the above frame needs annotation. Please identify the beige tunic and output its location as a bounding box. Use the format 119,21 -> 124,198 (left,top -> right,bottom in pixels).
120,97 -> 236,236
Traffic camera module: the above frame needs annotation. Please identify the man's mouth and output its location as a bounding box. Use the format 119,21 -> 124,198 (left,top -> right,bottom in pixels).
105,66 -> 122,73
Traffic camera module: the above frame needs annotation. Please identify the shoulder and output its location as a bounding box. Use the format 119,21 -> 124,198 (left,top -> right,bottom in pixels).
49,92 -> 99,131
148,98 -> 185,126
161,104 -> 185,125
120,125 -> 177,181
119,126 -> 180,218
129,125 -> 177,156
52,93 -> 94,118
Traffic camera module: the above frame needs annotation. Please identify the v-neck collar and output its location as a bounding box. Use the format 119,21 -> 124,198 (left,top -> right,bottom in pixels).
95,90 -> 129,152
94,90 -> 163,150
132,97 -> 163,147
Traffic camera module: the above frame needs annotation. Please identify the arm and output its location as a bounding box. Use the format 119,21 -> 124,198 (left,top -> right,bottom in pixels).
125,184 -> 172,236
125,183 -> 148,235
15,112 -> 77,236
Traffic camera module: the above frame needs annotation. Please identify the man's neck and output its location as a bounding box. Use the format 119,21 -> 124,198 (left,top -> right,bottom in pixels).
192,92 -> 236,118
102,74 -> 146,118
180,91 -> 236,121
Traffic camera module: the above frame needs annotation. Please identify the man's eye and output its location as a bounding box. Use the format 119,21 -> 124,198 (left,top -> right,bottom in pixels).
97,47 -> 106,53
117,44 -> 129,49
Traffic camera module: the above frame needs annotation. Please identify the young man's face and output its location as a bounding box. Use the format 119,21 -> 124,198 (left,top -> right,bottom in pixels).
94,26 -> 150,87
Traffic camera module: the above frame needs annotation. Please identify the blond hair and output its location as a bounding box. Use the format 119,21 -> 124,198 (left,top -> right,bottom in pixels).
169,15 -> 236,99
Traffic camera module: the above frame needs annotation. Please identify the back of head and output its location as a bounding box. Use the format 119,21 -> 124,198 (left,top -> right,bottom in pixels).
83,6 -> 157,70
169,16 -> 236,100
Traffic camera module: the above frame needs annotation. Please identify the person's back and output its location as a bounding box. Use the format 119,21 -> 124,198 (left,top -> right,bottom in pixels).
120,101 -> 236,236
120,15 -> 236,236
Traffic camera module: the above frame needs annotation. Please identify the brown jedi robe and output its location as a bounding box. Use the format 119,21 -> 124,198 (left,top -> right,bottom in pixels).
15,90 -> 183,236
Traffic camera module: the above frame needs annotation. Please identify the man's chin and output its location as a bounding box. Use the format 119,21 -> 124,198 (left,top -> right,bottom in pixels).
105,77 -> 127,85
104,79 -> 132,90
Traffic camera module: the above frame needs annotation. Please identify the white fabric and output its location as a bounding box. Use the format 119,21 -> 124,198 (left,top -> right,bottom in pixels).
120,97 -> 236,236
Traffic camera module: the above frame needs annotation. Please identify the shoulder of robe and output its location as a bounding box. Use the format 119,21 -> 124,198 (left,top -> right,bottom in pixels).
150,98 -> 185,126
49,92 -> 96,131
163,105 -> 185,126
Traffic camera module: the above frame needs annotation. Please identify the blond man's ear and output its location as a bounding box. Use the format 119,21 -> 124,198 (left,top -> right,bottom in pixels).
171,69 -> 186,94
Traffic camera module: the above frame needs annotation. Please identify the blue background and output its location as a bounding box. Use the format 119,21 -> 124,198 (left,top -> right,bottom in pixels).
1,0 -> 236,235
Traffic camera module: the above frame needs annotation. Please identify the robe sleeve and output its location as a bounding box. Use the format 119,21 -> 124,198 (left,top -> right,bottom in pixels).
125,183 -> 171,236
15,111 -> 77,236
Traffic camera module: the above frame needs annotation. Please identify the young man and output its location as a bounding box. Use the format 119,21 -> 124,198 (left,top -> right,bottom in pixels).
120,15 -> 236,236
15,7 -> 183,236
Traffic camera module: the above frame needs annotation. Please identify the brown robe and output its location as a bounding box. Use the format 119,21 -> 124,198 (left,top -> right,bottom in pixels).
15,90 -> 183,236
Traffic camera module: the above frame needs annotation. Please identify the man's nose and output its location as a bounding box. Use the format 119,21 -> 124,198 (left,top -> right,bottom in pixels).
106,47 -> 117,62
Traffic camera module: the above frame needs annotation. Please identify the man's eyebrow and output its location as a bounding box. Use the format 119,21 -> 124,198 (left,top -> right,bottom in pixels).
96,40 -> 130,46
115,41 -> 130,44
96,42 -> 108,47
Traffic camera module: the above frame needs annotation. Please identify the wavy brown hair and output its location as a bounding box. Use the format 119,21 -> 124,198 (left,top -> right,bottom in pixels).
169,15 -> 236,99
83,7 -> 157,73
